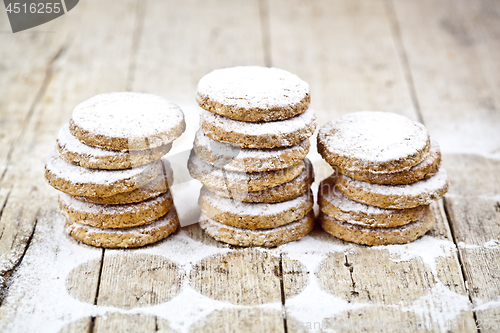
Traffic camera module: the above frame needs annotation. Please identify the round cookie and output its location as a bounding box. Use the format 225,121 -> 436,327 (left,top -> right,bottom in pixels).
198,187 -> 314,229
319,211 -> 434,246
45,151 -> 163,197
199,211 -> 315,247
193,129 -> 309,173
69,92 -> 186,151
318,176 -> 430,228
339,140 -> 441,185
208,158 -> 314,203
335,168 -> 449,209
66,207 -> 179,248
59,191 -> 174,229
317,111 -> 430,174
200,107 -> 316,149
196,66 -> 310,122
188,150 -> 304,192
57,123 -> 172,170
72,160 -> 174,205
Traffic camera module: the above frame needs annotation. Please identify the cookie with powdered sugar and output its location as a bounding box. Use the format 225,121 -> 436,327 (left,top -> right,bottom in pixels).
57,123 -> 172,170
200,107 -> 316,149
198,187 -> 313,229
207,158 -> 314,203
45,151 -> 163,197
69,92 -> 185,151
196,66 -> 310,122
199,211 -> 314,247
318,175 -> 430,228
319,211 -> 434,246
318,111 -> 430,174
59,191 -> 174,229
66,207 -> 179,248
187,150 -> 304,192
72,159 -> 174,205
193,129 -> 309,173
336,168 -> 449,209
339,140 -> 442,185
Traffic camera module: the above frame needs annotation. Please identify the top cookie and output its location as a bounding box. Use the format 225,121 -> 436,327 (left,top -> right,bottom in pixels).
196,66 -> 310,122
69,92 -> 186,151
318,111 -> 430,174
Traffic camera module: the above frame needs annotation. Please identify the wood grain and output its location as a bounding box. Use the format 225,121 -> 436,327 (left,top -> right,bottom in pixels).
392,0 -> 500,325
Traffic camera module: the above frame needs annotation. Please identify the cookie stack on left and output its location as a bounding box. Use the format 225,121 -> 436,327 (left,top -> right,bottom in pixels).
45,92 -> 186,248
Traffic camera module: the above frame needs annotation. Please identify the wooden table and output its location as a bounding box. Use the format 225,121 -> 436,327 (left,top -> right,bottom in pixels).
1,0 -> 499,332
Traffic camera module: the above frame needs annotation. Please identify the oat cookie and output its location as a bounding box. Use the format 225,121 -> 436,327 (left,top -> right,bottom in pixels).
339,140 -> 441,185
318,111 -> 430,174
199,211 -> 314,247
336,168 -> 449,209
45,151 -> 163,197
200,107 -> 316,149
188,150 -> 304,192
208,158 -> 314,203
318,176 -> 430,228
196,66 -> 310,122
66,207 -> 179,248
69,92 -> 185,151
72,160 -> 174,205
319,211 -> 434,246
198,187 -> 313,229
59,191 -> 174,229
57,123 -> 172,170
193,129 -> 309,173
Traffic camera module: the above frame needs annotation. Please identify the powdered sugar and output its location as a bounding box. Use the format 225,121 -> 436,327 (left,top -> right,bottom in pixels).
199,213 -> 309,235
196,66 -> 309,112
200,187 -> 312,217
59,191 -> 171,215
200,107 -> 316,147
188,150 -> 304,190
194,129 -> 310,172
343,168 -> 449,198
45,151 -> 162,185
71,92 -> 185,143
319,111 -> 429,163
65,207 -> 178,236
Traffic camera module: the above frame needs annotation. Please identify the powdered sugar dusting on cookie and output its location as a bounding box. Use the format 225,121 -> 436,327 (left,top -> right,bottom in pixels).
344,168 -> 449,198
65,207 -> 177,236
194,129 -> 310,172
196,67 -> 309,112
59,191 -> 171,215
199,213 -> 309,235
45,151 -> 162,185
319,111 -> 429,164
71,92 -> 185,142
58,123 -> 129,158
200,187 -> 312,217
200,107 -> 316,146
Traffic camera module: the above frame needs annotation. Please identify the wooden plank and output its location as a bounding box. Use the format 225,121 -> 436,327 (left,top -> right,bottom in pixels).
392,0 -> 500,326
265,0 -> 419,127
0,8 -> 69,181
267,0 -> 476,331
0,0 -> 140,328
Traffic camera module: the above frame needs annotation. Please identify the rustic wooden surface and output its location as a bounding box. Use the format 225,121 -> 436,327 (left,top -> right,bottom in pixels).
0,0 -> 499,332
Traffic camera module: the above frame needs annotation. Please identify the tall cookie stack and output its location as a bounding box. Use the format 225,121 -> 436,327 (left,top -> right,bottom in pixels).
317,111 -> 449,246
188,66 -> 317,247
45,92 -> 186,248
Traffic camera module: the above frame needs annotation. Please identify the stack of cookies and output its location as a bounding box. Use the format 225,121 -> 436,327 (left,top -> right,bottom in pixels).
45,92 -> 186,248
317,111 -> 449,246
188,66 -> 317,247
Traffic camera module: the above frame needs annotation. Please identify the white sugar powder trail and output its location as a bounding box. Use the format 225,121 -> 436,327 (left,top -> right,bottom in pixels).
278,236 -> 364,332
376,235 -> 457,276
458,239 -> 500,249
